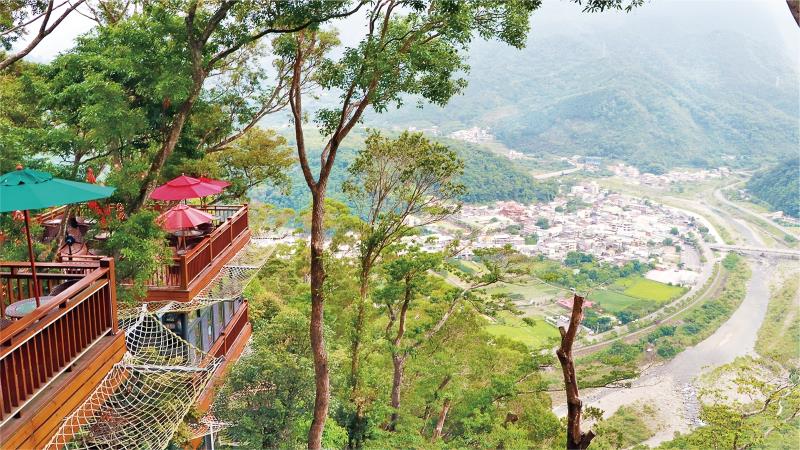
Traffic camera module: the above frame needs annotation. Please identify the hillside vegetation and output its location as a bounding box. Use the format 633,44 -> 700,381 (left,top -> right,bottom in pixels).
253,135 -> 554,210
372,31 -> 799,170
746,158 -> 800,218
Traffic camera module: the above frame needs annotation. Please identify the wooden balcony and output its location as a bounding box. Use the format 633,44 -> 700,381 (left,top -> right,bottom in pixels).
0,259 -> 121,430
140,204 -> 251,302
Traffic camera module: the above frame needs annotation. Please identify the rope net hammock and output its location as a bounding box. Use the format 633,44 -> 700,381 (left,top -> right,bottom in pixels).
46,314 -> 223,449
46,239 -> 275,449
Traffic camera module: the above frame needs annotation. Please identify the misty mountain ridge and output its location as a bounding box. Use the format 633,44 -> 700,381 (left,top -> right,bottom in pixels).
367,25 -> 799,170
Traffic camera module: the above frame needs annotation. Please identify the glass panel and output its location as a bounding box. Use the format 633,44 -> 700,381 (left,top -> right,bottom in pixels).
224,300 -> 233,324
214,302 -> 224,339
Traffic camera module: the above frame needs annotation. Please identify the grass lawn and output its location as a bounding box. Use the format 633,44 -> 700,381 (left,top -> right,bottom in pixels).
589,290 -> 643,313
484,312 -> 560,348
482,281 -> 565,304
617,277 -> 686,303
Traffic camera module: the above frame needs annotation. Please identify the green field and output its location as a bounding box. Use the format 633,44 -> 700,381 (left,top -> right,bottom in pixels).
484,312 -> 560,348
590,277 -> 686,315
589,290 -> 643,313
482,281 -> 564,303
618,277 -> 686,302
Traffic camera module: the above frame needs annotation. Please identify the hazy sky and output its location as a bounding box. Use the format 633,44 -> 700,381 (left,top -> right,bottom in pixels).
14,0 -> 800,65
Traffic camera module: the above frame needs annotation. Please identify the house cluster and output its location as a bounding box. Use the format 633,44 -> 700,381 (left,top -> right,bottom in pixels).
609,163 -> 731,187
412,182 -> 693,268
447,126 -> 493,143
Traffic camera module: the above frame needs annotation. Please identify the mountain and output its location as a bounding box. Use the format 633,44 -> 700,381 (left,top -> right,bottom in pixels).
366,3 -> 800,170
746,158 -> 800,218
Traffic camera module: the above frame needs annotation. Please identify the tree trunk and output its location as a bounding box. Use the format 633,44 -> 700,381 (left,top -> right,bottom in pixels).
431,398 -> 451,442
130,86 -> 201,212
350,263 -> 370,394
556,295 -> 595,450
420,374 -> 452,435
788,0 -> 800,27
308,191 -> 329,450
387,354 -> 405,431
0,0 -> 86,71
348,257 -> 374,446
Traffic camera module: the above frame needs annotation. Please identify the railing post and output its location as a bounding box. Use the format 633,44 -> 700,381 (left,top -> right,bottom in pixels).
180,255 -> 189,289
101,257 -> 118,334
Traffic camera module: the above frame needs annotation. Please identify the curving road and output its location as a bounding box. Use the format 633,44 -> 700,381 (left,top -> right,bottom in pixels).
713,182 -> 797,242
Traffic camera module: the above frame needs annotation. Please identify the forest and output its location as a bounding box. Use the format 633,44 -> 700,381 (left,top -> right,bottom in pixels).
368,5 -> 800,170
746,158 -> 800,218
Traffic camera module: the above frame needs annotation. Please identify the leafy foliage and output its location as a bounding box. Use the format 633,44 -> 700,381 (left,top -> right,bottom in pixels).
102,210 -> 170,305
746,158 -> 800,218
255,134 -> 557,210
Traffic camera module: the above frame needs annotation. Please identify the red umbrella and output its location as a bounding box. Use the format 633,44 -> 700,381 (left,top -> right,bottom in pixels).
198,176 -> 231,188
150,174 -> 224,201
156,204 -> 215,231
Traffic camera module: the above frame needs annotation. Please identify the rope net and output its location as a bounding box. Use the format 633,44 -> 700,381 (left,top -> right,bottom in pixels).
116,240 -> 275,319
46,311 -> 223,449
46,239 -> 275,449
189,414 -> 231,440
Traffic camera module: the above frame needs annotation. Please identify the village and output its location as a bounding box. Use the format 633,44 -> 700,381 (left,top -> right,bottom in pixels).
409,180 -> 701,277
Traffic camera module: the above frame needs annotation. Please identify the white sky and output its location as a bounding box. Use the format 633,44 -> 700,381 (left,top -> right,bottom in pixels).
13,0 -> 800,64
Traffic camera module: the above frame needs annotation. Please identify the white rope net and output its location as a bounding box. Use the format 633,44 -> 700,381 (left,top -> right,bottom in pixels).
46,313 -> 223,450
46,239 -> 274,449
189,414 -> 231,440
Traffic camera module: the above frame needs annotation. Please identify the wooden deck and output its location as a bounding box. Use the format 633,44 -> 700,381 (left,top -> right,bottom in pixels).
0,259 -> 124,447
140,204 -> 252,302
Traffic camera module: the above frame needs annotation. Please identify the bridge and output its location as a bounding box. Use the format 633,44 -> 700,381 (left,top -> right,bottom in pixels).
709,244 -> 800,259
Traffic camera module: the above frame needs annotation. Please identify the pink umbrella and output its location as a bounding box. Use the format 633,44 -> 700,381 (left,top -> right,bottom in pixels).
157,204 -> 215,231
198,176 -> 231,188
150,174 -> 224,201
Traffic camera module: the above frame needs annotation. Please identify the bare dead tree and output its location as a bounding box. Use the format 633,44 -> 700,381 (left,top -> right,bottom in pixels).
556,294 -> 596,450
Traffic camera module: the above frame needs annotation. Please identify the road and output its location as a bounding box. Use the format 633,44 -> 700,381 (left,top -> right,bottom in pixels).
708,244 -> 800,258
713,182 -> 796,242
532,162 -> 582,180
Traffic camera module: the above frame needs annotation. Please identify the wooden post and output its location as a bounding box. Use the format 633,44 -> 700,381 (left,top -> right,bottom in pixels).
556,294 -> 595,450
179,255 -> 189,289
102,257 -> 118,334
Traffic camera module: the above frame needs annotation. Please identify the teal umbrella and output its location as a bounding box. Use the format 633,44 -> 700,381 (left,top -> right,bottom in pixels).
0,166 -> 116,308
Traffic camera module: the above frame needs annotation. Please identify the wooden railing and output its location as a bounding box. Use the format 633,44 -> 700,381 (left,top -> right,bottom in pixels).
0,259 -> 117,424
145,204 -> 250,291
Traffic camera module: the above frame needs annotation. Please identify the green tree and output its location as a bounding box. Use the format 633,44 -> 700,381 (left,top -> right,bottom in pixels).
215,310 -> 348,448
102,210 -> 171,305
181,127 -> 294,202
377,245 -> 525,433
341,131 -> 465,430
536,217 -> 551,229
282,2 -> 540,446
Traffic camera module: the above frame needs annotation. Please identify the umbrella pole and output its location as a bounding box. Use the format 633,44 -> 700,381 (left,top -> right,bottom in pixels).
23,210 -> 41,308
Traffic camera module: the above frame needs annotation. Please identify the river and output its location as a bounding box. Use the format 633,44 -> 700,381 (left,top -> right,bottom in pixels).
553,188 -> 784,445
